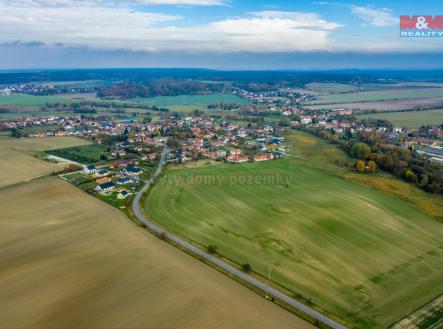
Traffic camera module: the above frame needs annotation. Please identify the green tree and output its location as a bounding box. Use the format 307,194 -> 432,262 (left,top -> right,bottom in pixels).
405,169 -> 418,183
207,245 -> 218,254
10,128 -> 22,138
351,142 -> 371,160
241,263 -> 251,273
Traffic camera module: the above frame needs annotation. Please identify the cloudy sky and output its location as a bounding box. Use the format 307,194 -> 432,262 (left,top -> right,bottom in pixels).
1,0 -> 442,69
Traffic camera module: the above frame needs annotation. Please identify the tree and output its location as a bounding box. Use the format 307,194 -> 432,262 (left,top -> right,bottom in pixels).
351,142 -> 371,160
241,263 -> 251,273
356,160 -> 366,173
10,128 -> 22,138
207,245 -> 218,254
367,160 -> 377,173
167,137 -> 180,149
405,169 -> 418,183
66,164 -> 79,172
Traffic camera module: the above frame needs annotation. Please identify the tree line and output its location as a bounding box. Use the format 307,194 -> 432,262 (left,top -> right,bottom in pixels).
303,127 -> 443,194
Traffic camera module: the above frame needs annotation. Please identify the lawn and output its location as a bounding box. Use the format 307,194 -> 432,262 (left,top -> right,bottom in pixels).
304,88 -> 443,105
128,93 -> 248,106
357,109 -> 443,127
0,94 -> 72,106
48,143 -> 110,164
145,136 -> 443,328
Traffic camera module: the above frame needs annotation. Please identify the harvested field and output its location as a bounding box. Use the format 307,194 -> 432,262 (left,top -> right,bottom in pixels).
304,88 -> 443,105
303,97 -> 443,111
0,177 -> 311,329
0,137 -> 90,188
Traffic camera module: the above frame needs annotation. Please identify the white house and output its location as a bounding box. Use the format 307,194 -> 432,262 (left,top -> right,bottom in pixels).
84,164 -> 97,174
95,182 -> 115,193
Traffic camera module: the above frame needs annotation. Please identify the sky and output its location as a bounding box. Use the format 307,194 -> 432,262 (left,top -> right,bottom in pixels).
0,0 -> 442,69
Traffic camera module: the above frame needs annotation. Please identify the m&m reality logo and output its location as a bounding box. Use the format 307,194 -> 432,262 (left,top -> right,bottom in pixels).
400,15 -> 443,37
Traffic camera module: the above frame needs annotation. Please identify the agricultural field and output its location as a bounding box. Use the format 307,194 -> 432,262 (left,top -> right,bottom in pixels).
305,82 -> 359,93
145,133 -> 443,328
167,104 -> 207,113
128,93 -> 248,106
0,110 -> 73,120
304,88 -> 443,105
359,82 -> 443,91
0,94 -> 72,106
357,109 -> 443,127
0,136 -> 90,188
303,97 -> 443,111
48,143 -> 111,164
0,176 -> 310,329
392,294 -> 443,329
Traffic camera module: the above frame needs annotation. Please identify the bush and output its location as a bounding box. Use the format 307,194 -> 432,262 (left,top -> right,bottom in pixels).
207,245 -> 218,254
241,263 -> 251,273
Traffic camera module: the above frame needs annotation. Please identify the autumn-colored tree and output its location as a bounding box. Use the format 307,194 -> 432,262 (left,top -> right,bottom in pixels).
356,160 -> 366,173
367,160 -> 377,173
330,134 -> 339,143
66,163 -> 80,172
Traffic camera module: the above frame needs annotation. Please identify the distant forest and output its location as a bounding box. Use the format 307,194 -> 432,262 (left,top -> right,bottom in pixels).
2,68 -> 443,86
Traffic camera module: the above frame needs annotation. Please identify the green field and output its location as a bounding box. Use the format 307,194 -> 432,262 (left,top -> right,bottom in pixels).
128,94 -> 248,106
0,111 -> 73,120
144,135 -> 443,328
0,95 -> 72,106
357,109 -> 443,127
359,83 -> 443,91
305,83 -> 359,93
304,88 -> 443,105
167,105 -> 207,113
48,143 -> 110,164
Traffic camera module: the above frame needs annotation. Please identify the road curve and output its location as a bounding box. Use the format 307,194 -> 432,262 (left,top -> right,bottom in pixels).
132,148 -> 348,329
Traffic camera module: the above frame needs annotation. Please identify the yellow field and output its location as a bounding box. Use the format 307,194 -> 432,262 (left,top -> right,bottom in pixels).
0,137 -> 311,329
0,137 -> 90,189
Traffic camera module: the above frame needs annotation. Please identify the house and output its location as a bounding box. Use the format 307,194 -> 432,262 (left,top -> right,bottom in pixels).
116,176 -> 134,185
216,150 -> 227,158
300,117 -> 312,125
93,169 -> 108,178
95,176 -> 112,184
202,151 -> 217,159
95,182 -> 115,193
254,153 -> 274,162
230,148 -> 242,156
227,155 -> 249,163
117,190 -> 131,199
83,164 -> 97,174
148,153 -> 157,160
125,167 -> 143,176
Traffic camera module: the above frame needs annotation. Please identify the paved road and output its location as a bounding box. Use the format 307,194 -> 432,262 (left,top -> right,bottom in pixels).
132,148 -> 348,329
